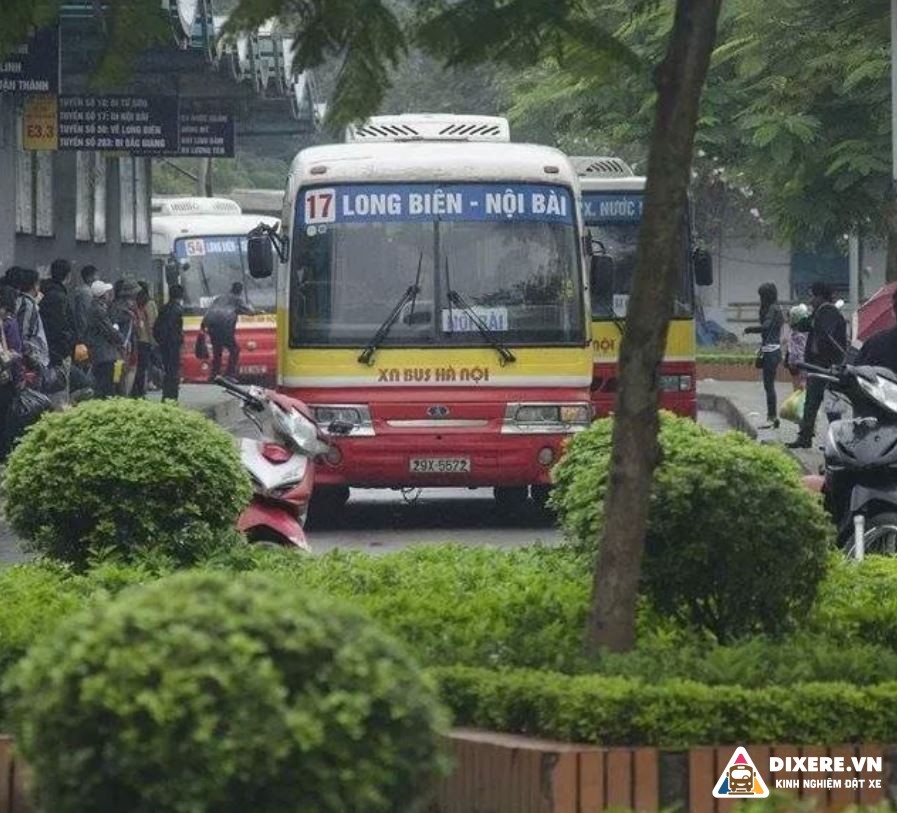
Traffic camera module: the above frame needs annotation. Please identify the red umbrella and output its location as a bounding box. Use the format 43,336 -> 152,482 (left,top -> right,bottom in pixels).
857,282 -> 897,342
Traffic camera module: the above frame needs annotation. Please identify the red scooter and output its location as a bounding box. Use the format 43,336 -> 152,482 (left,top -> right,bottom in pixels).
216,377 -> 332,551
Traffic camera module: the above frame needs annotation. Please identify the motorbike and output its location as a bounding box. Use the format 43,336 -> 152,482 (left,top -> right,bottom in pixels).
215,376 -> 331,551
800,362 -> 897,557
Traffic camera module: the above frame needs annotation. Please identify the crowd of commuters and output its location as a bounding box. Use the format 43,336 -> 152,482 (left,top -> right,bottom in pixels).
0,260 -> 185,460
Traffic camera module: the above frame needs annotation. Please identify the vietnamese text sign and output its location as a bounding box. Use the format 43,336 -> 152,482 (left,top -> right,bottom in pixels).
582,192 -> 644,224
22,95 -> 58,151
0,27 -> 59,94
58,95 -> 179,154
177,107 -> 234,157
299,184 -> 575,226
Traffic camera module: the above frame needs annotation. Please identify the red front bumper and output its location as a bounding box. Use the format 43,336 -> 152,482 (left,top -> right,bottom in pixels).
180,325 -> 277,384
283,385 -> 586,489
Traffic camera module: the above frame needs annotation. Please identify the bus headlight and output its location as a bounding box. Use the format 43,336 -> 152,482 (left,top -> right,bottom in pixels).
503,403 -> 591,434
659,375 -> 693,392
311,405 -> 375,436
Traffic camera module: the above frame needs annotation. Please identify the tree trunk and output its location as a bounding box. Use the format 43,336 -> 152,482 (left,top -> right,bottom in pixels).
585,0 -> 724,655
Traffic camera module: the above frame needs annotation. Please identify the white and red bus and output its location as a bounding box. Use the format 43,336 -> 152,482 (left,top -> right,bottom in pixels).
151,197 -> 278,382
247,114 -> 594,510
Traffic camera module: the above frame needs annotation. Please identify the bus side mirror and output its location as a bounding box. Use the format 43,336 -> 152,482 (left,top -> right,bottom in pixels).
248,234 -> 274,279
694,248 -> 713,286
590,254 -> 615,289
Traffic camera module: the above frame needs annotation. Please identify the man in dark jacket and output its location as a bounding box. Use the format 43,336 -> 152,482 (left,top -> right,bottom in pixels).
84,280 -> 125,398
788,281 -> 848,448
154,284 -> 184,402
201,281 -> 253,380
40,259 -> 76,365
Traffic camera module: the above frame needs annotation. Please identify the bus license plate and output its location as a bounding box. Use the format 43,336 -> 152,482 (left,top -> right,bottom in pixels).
409,457 -> 471,474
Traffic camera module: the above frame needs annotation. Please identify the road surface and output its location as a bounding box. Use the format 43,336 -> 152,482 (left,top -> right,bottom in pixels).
0,405 -> 730,563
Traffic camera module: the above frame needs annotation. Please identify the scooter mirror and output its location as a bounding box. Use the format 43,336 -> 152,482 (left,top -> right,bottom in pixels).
328,420 -> 355,436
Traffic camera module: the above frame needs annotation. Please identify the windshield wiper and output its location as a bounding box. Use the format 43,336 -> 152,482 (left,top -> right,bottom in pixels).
445,271 -> 516,366
357,254 -> 423,366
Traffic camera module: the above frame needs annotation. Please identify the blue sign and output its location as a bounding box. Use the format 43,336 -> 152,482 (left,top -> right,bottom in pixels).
0,27 -> 59,94
299,184 -> 574,227
582,192 -> 644,224
174,236 -> 248,258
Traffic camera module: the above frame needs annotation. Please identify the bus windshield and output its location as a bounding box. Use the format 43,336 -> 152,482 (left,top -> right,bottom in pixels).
174,235 -> 274,316
582,192 -> 693,319
289,183 -> 585,348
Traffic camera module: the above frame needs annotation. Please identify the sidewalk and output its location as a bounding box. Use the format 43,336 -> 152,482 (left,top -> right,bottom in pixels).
148,384 -> 243,425
697,379 -> 825,474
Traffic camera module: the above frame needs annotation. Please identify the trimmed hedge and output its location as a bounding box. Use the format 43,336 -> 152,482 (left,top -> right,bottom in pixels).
551,414 -> 831,641
4,571 -> 448,813
434,665 -> 897,747
3,399 -> 251,567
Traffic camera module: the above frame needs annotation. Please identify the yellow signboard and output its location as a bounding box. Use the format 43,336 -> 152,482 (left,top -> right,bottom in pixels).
22,95 -> 58,151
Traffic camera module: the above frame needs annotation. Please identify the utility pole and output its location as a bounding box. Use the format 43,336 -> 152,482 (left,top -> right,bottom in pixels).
196,158 -> 212,197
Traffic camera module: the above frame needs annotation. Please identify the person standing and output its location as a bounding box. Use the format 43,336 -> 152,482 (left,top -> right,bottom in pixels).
201,281 -> 253,380
784,304 -> 811,391
788,282 -> 848,449
855,287 -> 897,374
744,283 -> 784,429
110,279 -> 141,396
154,284 -> 184,402
84,280 -> 125,399
71,265 -> 97,345
14,268 -> 50,388
0,285 -> 24,460
40,259 -> 76,402
131,283 -> 158,398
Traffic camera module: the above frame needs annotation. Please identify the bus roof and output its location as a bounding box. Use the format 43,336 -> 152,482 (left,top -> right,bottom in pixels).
288,141 -> 580,190
151,213 -> 278,250
571,155 -> 646,193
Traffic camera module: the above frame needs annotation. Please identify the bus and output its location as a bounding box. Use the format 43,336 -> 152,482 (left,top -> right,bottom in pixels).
151,196 -> 279,383
247,114 -> 594,510
572,156 -> 713,418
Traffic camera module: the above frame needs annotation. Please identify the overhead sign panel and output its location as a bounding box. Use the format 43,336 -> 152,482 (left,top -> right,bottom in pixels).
57,95 -> 179,154
0,27 -> 59,94
176,104 -> 235,157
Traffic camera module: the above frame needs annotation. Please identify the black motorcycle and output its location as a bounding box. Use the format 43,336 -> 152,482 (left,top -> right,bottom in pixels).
800,362 -> 897,557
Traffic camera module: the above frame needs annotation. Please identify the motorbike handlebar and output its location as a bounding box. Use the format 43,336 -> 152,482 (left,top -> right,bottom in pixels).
214,376 -> 264,410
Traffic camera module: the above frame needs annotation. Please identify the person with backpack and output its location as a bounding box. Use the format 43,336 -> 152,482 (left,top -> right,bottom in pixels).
787,281 -> 848,449
154,284 -> 184,402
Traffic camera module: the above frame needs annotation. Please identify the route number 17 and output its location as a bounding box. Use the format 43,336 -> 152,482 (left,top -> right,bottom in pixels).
305,189 -> 336,224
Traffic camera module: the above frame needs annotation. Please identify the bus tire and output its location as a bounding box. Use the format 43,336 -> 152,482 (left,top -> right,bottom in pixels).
530,484 -> 552,509
308,485 -> 351,525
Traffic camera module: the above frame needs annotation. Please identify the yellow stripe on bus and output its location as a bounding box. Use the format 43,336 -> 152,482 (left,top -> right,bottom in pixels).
591,319 -> 696,362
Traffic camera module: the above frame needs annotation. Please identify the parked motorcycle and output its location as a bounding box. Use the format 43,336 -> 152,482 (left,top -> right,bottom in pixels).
216,376 -> 330,551
800,362 -> 897,557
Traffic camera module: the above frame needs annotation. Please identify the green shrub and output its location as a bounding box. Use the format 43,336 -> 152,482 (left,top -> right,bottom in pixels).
551,414 -> 832,641
3,399 -> 252,567
434,665 -> 897,746
4,571 -> 448,813
254,544 -> 593,672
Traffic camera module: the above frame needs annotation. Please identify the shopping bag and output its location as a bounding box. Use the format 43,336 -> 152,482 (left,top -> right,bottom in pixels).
194,332 -> 209,360
779,388 -> 805,424
7,387 -> 52,435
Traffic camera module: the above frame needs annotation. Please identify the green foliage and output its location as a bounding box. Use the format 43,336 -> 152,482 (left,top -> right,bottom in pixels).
434,665 -> 897,746
240,544 -> 593,672
3,399 -> 251,567
4,570 -> 448,813
0,0 -> 60,60
550,414 -> 832,641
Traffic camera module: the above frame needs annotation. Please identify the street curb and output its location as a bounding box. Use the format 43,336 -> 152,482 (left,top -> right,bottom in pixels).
696,392 -> 757,439
697,391 -> 815,474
